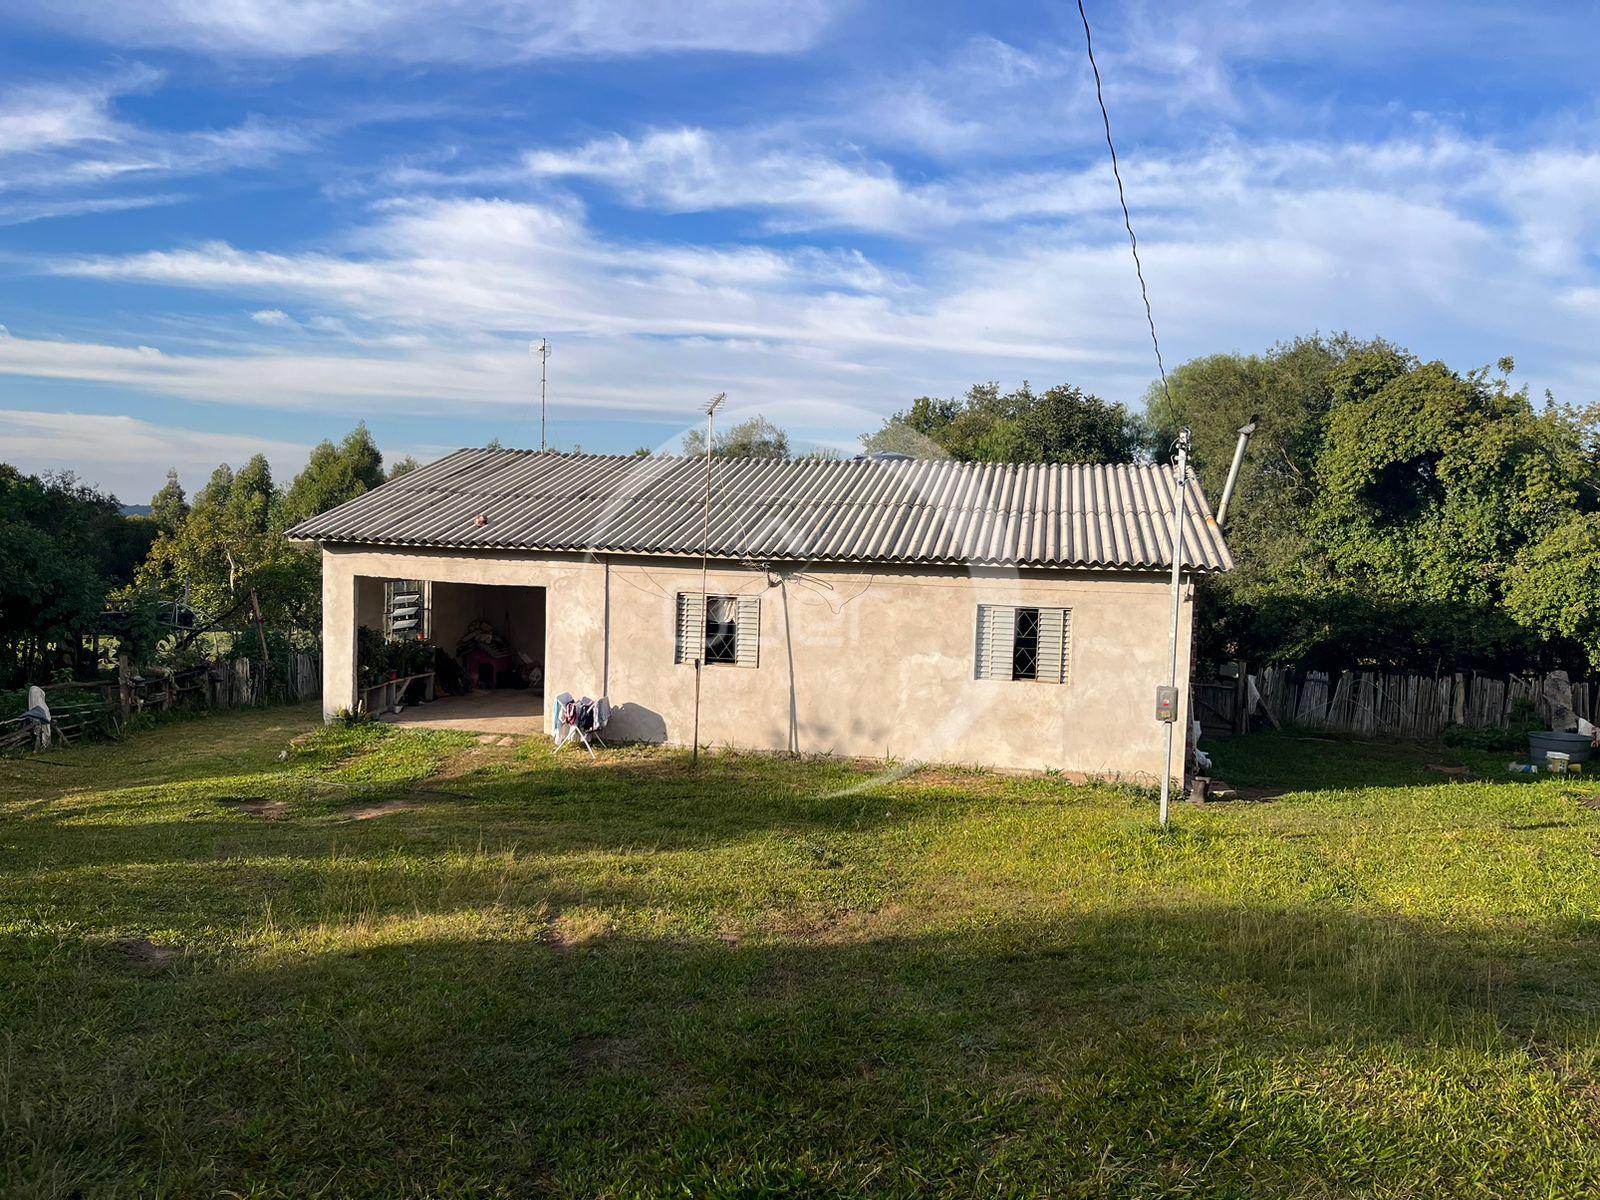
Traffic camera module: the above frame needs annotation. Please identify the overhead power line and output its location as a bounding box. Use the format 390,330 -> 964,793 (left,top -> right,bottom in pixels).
1075,0 -> 1171,405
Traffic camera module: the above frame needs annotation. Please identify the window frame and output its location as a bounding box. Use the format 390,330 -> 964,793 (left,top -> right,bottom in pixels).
384,579 -> 429,642
676,592 -> 760,669
975,603 -> 1069,684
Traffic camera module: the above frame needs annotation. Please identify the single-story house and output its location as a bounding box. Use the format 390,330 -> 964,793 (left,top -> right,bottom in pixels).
288,450 -> 1231,779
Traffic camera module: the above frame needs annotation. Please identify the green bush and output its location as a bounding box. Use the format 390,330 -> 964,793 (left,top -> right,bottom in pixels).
1440,697 -> 1545,752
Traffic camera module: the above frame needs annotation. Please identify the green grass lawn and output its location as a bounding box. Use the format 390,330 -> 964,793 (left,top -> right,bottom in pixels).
5,709 -> 1600,1198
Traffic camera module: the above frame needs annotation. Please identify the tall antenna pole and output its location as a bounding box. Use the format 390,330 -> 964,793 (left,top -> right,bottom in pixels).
691,392 -> 726,766
1159,427 -> 1191,828
530,338 -> 551,452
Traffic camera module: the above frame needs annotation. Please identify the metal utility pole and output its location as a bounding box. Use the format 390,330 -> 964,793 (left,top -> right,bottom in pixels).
530,338 -> 551,452
1158,427 -> 1192,828
690,392 -> 726,765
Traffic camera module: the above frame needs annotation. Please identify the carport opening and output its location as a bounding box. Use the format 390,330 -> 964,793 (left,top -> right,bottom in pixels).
354,577 -> 546,734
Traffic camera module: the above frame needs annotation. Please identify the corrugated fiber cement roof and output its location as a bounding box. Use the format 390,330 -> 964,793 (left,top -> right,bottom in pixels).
288,450 -> 1233,573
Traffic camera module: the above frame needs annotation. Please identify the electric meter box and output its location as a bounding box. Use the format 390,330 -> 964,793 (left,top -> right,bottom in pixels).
1155,685 -> 1179,722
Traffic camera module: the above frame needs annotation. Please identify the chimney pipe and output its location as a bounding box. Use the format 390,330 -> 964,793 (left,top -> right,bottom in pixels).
1213,416 -> 1258,529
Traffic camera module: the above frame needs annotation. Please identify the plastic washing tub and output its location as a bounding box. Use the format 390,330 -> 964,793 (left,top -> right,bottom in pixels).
1528,730 -> 1595,765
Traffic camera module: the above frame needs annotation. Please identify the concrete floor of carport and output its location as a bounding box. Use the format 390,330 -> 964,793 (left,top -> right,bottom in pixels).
377,688 -> 544,735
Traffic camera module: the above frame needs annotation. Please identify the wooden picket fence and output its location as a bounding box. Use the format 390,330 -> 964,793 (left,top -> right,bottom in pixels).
2,651 -> 321,754
1247,666 -> 1593,739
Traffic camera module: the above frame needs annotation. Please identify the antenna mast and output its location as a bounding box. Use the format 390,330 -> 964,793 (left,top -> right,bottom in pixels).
530,338 -> 551,452
691,391 -> 726,766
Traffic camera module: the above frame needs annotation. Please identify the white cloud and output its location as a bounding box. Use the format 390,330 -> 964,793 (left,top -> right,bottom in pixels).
0,329 -> 544,410
0,409 -> 312,501
0,71 -> 308,225
528,129 -> 920,233
7,0 -> 841,62
17,124 -> 1600,457
0,79 -> 127,156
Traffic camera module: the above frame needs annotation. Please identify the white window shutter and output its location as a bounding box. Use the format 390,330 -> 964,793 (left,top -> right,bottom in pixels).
975,604 -> 1016,681
735,595 -> 760,668
675,593 -> 706,664
1036,607 -> 1067,684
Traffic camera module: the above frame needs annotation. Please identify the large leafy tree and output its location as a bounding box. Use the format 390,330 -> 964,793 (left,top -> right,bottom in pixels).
1154,336 -> 1600,670
148,469 -> 189,536
681,414 -> 790,459
1507,513 -> 1600,668
280,424 -> 386,526
138,429 -> 394,635
0,467 -> 154,685
863,381 -> 1140,463
1311,355 -> 1590,609
1145,334 -> 1391,595
138,454 -> 316,630
387,454 -> 422,480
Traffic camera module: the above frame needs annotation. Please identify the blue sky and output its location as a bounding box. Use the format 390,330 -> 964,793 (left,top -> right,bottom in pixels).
2,0 -> 1598,501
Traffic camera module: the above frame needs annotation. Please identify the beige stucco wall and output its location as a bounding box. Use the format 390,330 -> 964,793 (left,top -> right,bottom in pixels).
321,545 -> 1195,781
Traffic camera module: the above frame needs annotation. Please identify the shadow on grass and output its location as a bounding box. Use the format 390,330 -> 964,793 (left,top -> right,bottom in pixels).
1200,729 -> 1555,794
7,900 -> 1600,1199
0,742 -> 986,879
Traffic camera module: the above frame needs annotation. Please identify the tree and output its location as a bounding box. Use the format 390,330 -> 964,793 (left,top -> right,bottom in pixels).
1507,513 -> 1600,668
0,467 -> 154,685
1310,354 -> 1590,612
1154,336 -> 1600,671
194,462 -> 235,512
862,381 -> 1139,463
148,469 -> 189,536
139,454 -> 316,630
1144,334 -> 1395,595
387,454 -> 421,480
280,424 -> 385,527
681,414 -> 790,458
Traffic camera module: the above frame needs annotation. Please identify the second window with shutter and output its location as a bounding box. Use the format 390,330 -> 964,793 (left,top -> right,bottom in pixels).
975,604 -> 1069,683
676,592 -> 760,668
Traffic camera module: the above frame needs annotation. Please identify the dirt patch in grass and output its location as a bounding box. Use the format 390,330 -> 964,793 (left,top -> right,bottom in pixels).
428,743 -> 524,783
546,911 -> 615,952
474,734 -> 522,747
219,795 -> 287,819
751,904 -> 906,945
569,1034 -> 643,1076
340,799 -> 419,821
105,938 -> 183,967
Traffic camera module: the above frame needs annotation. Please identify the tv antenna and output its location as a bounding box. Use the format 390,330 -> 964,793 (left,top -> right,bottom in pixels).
691,391 -> 727,766
529,338 -> 551,452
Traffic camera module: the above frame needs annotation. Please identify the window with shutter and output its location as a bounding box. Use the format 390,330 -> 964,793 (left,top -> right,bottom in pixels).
976,604 -> 1069,684
674,593 -> 706,665
676,592 -> 759,669
385,579 -> 428,641
735,594 -> 760,668
975,604 -> 1015,681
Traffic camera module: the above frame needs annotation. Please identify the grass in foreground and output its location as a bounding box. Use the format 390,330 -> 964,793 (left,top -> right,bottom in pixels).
4,708 -> 1600,1197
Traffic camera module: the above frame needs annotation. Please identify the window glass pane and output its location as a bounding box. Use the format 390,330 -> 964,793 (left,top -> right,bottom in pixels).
1013,607 -> 1039,681
705,595 -> 738,664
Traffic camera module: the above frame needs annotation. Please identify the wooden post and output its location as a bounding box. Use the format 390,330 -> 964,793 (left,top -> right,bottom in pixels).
1233,660 -> 1249,735
117,654 -> 134,721
249,589 -> 271,698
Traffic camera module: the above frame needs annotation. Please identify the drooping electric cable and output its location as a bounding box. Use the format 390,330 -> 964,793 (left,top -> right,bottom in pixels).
1075,0 -> 1171,405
